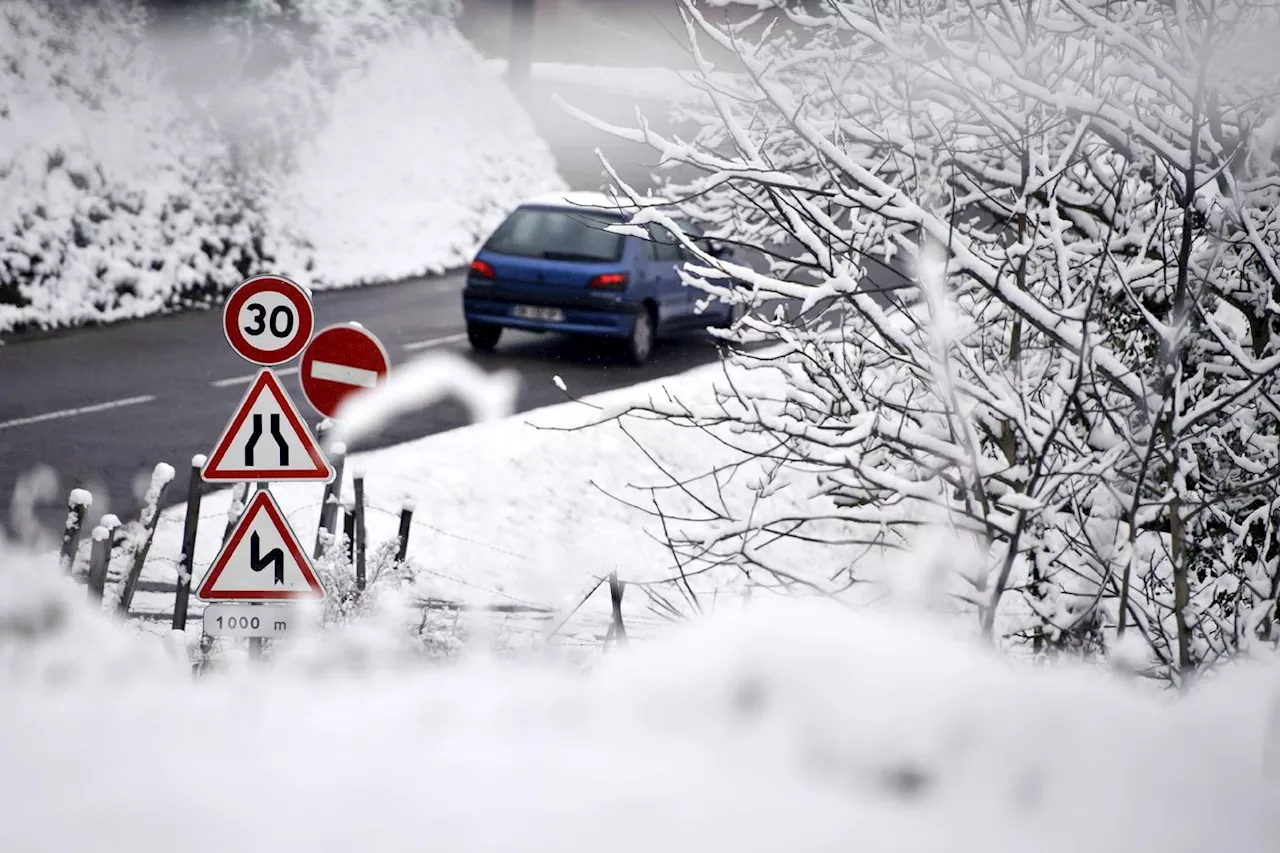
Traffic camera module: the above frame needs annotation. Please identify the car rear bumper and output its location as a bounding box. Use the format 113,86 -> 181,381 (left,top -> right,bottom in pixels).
463,285 -> 637,338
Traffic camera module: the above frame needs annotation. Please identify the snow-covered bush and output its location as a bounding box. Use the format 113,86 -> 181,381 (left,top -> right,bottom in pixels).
0,0 -> 286,331
0,0 -> 562,333
267,24 -> 561,285
577,0 -> 1280,680
307,533 -> 467,664
0,544 -> 188,684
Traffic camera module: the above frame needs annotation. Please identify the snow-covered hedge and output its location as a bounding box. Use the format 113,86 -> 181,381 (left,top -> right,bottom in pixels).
0,0 -> 563,334
0,1 -> 279,331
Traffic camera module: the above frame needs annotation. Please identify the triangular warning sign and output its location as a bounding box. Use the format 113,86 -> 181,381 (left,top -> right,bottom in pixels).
202,369 -> 334,483
197,490 -> 327,601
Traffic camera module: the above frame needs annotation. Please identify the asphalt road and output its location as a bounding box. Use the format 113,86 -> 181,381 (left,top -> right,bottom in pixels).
0,75 -> 909,542
0,269 -> 751,540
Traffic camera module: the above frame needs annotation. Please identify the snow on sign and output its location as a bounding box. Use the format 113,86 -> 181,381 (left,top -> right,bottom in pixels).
197,489 -> 327,602
223,274 -> 315,366
300,323 -> 391,419
202,369 -> 334,483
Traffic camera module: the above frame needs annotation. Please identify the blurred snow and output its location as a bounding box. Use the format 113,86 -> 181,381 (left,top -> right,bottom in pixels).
326,349 -> 521,449
1,544 -> 1278,852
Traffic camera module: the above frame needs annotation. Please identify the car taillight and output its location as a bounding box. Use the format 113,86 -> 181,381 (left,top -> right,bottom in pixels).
470,259 -> 495,279
588,272 -> 627,290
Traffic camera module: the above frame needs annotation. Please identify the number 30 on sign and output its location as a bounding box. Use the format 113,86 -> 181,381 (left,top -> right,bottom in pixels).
223,275 -> 315,366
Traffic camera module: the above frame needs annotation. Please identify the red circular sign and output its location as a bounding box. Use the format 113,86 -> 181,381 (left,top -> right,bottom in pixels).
300,324 -> 391,419
223,275 -> 314,366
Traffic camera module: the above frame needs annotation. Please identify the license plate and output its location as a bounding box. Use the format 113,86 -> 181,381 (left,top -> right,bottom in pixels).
512,304 -> 565,322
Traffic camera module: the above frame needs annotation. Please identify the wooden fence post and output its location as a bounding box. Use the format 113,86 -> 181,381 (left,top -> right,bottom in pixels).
543,575 -> 607,644
59,489 -> 91,575
87,526 -> 110,604
171,456 -> 205,631
222,483 -> 248,546
608,571 -> 628,647
116,463 -> 174,617
395,501 -> 415,563
101,513 -> 121,538
314,442 -> 346,559
353,473 -> 367,591
343,504 -> 356,567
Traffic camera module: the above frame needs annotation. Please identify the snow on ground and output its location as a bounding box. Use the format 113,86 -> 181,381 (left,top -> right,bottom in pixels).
135,354 -> 867,641
2,548 -> 1279,853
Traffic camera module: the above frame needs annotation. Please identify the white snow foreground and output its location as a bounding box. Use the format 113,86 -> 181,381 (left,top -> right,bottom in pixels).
1,549 -> 1278,852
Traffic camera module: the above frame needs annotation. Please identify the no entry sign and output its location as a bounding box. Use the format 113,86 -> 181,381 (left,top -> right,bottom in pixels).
300,324 -> 391,419
224,275 -> 314,366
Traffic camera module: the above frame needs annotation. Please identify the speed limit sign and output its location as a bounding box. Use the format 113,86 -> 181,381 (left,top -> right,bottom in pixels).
223,275 -> 315,366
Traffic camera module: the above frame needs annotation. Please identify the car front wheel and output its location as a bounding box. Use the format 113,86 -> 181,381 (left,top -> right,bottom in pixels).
625,308 -> 654,366
467,321 -> 502,352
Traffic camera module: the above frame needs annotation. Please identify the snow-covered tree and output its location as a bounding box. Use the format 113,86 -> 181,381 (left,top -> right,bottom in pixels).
579,0 -> 1280,680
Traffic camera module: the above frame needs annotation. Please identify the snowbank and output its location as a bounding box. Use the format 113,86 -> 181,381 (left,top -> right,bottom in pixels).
133,359 -> 790,633
1,548 -> 1278,852
129,355 -> 943,643
0,0 -> 564,334
269,26 -> 564,286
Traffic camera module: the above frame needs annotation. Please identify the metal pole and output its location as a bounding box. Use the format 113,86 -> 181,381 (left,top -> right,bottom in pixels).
353,475 -> 367,591
315,444 -> 346,559
59,491 -> 89,575
395,502 -> 415,564
249,481 -> 268,661
171,458 -> 205,631
86,526 -> 111,604
608,571 -> 628,647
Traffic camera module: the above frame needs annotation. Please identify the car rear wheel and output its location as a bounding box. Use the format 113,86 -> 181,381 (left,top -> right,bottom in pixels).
467,321 -> 502,352
713,299 -> 745,329
625,308 -> 655,366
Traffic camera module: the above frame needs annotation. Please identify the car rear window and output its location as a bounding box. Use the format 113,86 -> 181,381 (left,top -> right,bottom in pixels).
483,207 -> 626,262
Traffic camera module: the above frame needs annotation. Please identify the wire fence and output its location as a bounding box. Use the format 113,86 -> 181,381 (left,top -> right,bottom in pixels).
60,469 -> 673,660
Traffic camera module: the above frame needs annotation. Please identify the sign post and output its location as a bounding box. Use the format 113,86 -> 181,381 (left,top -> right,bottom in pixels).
198,275 -> 330,652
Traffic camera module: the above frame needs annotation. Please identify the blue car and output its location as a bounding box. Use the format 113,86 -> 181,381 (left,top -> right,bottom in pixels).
462,192 -> 738,365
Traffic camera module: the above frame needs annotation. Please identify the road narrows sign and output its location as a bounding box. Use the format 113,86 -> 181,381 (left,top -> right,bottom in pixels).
197,490 -> 327,602
202,369 -> 334,483
224,275 -> 315,366
300,324 -> 391,419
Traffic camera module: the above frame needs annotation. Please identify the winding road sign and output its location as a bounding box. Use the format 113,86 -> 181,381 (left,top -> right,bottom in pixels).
202,369 -> 334,483
223,275 -> 315,366
300,324 -> 391,419
197,489 -> 327,602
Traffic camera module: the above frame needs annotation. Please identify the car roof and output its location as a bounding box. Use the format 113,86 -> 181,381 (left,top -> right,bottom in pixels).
520,190 -> 675,217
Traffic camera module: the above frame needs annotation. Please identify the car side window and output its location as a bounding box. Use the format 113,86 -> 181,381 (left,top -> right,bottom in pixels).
645,224 -> 684,262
